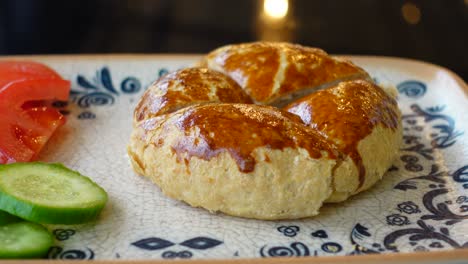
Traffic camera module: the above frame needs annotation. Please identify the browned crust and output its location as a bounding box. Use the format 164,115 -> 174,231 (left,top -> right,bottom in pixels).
284,79 -> 400,188
152,103 -> 339,173
134,67 -> 251,122
200,42 -> 368,104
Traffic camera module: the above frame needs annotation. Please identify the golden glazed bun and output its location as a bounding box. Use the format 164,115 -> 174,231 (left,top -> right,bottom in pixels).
128,42 -> 402,220
198,42 -> 369,106
128,104 -> 351,219
134,67 -> 252,123
285,80 -> 402,202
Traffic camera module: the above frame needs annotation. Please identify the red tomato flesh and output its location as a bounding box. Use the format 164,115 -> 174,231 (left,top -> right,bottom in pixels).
0,61 -> 70,164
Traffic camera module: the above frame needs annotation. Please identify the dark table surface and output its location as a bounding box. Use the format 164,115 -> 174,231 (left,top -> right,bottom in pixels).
0,0 -> 467,80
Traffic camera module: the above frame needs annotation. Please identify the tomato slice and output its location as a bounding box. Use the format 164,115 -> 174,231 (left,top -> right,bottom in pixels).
0,79 -> 70,106
0,110 -> 35,163
21,107 -> 66,158
0,61 -> 62,79
0,61 -> 70,164
0,61 -> 63,89
0,150 -> 11,164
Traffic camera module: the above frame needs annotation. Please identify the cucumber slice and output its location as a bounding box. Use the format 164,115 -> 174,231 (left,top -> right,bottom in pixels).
0,210 -> 22,225
0,222 -> 53,259
0,162 -> 108,224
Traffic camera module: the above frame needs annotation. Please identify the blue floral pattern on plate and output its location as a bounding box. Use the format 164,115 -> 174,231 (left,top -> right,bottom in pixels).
34,57 -> 468,259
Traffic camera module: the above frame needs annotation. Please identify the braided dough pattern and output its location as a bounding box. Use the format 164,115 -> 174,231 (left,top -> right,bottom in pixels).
128,42 -> 402,219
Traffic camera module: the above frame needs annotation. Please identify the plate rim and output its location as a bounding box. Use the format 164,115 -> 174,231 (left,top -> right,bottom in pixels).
2,248 -> 468,263
1,53 -> 466,94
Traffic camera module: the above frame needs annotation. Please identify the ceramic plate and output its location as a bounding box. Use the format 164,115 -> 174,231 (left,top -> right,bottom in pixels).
3,55 -> 468,261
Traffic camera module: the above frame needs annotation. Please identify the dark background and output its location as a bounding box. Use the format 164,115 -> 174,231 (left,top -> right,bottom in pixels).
0,0 -> 467,80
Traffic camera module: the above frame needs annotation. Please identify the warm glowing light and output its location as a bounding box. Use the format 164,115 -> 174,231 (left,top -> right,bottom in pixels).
401,2 -> 421,25
263,0 -> 289,19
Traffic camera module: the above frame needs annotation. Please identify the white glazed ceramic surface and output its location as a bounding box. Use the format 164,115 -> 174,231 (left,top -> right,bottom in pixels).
21,55 -> 468,260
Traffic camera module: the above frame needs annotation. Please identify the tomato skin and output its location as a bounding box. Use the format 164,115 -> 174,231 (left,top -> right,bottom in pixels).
0,79 -> 70,106
0,61 -> 62,79
0,61 -> 70,164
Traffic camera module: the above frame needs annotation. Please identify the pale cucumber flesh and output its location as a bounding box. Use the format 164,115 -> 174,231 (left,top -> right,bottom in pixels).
0,221 -> 53,259
0,162 -> 108,224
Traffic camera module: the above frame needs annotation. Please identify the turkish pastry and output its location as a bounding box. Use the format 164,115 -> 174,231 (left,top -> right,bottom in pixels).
128,42 -> 402,220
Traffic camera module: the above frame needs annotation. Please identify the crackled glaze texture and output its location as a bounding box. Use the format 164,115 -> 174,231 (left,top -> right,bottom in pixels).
32,56 -> 468,260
